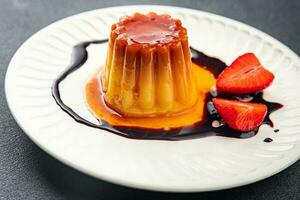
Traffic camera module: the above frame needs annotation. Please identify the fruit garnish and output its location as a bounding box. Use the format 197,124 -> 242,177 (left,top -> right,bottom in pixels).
212,98 -> 267,132
216,53 -> 274,94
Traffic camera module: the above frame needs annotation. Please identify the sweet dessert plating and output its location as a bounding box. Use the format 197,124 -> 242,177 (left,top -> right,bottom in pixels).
52,12 -> 283,141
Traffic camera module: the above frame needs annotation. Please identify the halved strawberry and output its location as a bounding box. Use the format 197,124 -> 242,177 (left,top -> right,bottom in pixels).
212,98 -> 267,132
216,53 -> 274,94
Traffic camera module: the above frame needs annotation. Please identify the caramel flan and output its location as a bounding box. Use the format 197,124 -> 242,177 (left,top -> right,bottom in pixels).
86,12 -> 216,129
101,12 -> 197,117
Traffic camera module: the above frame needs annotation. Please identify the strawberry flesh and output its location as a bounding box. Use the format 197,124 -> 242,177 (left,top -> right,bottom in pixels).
212,98 -> 267,132
216,53 -> 274,94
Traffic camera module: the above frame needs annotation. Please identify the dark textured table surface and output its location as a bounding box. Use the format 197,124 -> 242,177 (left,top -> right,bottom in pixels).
1,0 -> 299,199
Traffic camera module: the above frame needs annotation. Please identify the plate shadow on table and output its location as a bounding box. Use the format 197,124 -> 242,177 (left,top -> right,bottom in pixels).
36,145 -> 299,200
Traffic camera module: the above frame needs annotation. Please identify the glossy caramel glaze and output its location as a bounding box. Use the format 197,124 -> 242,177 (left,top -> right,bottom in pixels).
113,12 -> 185,46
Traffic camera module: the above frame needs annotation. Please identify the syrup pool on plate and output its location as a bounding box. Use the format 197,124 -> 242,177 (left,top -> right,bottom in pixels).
52,12 -> 283,140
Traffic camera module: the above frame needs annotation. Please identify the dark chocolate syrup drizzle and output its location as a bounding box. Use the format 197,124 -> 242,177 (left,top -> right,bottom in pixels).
264,138 -> 273,143
190,47 -> 227,77
52,40 -> 283,141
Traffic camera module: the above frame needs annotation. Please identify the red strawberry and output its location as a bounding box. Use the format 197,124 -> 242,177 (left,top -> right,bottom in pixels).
216,53 -> 274,94
212,98 -> 267,132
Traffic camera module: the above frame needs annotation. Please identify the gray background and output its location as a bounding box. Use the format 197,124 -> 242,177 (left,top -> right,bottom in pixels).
0,0 -> 299,199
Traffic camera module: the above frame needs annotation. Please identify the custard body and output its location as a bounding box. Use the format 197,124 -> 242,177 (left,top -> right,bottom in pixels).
101,12 -> 197,117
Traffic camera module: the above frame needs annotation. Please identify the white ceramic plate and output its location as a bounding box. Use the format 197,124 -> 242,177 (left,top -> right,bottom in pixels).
5,5 -> 300,192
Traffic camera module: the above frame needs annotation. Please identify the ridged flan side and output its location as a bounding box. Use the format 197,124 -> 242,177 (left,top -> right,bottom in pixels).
101,13 -> 197,117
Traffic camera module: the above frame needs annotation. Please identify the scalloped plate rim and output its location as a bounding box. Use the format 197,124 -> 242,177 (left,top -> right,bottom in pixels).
5,5 -> 300,192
